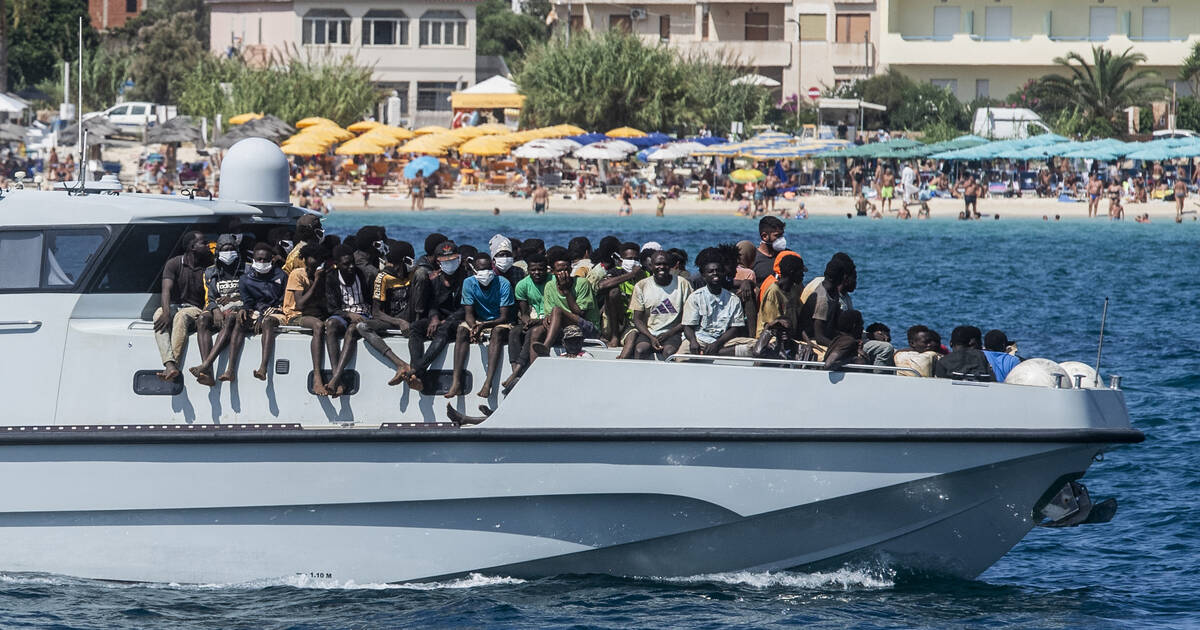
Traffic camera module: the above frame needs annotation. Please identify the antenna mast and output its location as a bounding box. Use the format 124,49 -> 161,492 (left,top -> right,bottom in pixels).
76,16 -> 84,187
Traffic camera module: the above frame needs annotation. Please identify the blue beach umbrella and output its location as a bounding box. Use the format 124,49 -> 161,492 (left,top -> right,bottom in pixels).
403,156 -> 440,178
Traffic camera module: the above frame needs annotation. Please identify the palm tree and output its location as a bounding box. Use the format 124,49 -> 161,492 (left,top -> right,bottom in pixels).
1036,46 -> 1166,127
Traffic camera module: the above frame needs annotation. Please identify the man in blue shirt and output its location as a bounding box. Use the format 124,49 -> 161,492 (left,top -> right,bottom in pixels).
983,329 -> 1021,383
445,252 -> 513,399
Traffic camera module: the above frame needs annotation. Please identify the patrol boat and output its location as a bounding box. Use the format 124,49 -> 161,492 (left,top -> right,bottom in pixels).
0,139 -> 1141,584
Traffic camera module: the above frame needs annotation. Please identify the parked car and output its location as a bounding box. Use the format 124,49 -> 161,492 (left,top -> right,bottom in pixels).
1151,129 -> 1199,139
972,107 -> 1052,140
81,102 -> 159,131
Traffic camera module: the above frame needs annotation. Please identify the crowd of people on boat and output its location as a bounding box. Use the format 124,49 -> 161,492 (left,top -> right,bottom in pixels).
149,214 -> 1021,397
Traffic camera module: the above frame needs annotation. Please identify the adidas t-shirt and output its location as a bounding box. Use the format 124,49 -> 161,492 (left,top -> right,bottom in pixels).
630,275 -> 693,336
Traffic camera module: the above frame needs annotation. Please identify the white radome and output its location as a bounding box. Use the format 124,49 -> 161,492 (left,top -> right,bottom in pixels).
1006,357 -> 1074,388
1058,361 -> 1104,389
218,137 -> 291,206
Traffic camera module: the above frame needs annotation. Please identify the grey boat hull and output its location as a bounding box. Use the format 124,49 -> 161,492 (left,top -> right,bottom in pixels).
0,429 -> 1128,584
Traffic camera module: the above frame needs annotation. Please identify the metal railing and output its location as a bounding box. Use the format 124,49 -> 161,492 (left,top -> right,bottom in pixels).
667,354 -> 921,377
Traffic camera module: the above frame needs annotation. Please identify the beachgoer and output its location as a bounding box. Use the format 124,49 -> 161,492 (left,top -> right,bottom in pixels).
880,168 -> 896,213
532,184 -> 549,214
1175,176 -> 1188,223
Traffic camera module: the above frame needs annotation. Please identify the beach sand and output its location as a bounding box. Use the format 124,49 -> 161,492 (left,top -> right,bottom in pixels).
329,189 -> 1200,221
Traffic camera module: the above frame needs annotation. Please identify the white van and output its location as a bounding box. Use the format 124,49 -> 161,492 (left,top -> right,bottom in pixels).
973,107 -> 1052,140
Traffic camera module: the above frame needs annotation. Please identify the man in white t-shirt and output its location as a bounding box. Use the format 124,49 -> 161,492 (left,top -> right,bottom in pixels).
680,248 -> 753,357
619,250 -> 693,360
900,162 -> 916,203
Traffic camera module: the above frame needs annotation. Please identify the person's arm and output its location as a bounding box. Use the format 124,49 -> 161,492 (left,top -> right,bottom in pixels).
463,303 -> 478,331
823,336 -> 858,370
682,324 -> 701,352
294,268 -> 324,309
477,305 -> 509,331
708,325 -> 746,355
811,293 -> 836,346
656,314 -> 685,344
596,269 -> 639,291
155,275 -> 174,332
631,309 -> 657,348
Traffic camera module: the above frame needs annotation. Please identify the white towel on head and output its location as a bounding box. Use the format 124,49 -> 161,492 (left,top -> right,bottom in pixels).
641,241 -> 662,252
489,234 -> 512,257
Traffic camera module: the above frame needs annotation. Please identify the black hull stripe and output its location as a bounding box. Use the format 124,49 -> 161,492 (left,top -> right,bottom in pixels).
0,426 -> 1146,445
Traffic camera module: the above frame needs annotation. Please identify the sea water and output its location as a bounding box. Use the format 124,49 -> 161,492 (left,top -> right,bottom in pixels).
2,212 -> 1194,629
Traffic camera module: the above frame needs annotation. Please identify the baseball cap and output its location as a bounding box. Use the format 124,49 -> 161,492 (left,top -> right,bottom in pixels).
562,325 -> 583,340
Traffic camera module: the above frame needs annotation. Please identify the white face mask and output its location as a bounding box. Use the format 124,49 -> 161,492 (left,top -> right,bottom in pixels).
217,251 -> 238,265
475,269 -> 495,286
771,236 -> 787,252
374,240 -> 389,256
620,258 -> 638,272
494,256 -> 514,272
439,258 -> 461,274
278,240 -> 293,252
251,261 -> 273,274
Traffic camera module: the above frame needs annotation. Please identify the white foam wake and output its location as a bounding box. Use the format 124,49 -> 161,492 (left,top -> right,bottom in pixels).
645,568 -> 895,590
0,572 -> 525,591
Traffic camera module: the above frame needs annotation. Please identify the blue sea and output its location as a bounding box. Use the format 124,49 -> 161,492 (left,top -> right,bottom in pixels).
4,211 -> 1195,629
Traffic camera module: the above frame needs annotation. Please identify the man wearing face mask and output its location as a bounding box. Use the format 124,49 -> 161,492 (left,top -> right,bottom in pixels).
488,234 -> 525,380
239,243 -> 289,383
352,226 -> 388,288
190,234 -> 248,386
323,245 -> 372,396
282,214 -> 324,275
445,252 -> 514,399
593,242 -> 647,347
752,216 -> 789,287
356,240 -> 421,390
153,231 -> 211,382
408,240 -> 469,388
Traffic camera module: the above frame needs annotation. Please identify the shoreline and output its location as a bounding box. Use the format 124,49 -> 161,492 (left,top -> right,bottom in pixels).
328,190 -> 1200,220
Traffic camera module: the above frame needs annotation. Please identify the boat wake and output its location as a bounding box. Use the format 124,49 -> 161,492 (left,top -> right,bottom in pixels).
642,568 -> 896,590
0,572 -> 527,592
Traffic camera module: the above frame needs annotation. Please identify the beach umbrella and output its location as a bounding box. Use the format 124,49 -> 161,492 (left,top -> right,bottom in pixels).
512,141 -> 565,159
0,123 -> 27,143
403,156 -> 440,178
347,120 -> 381,133
335,137 -> 386,155
550,124 -> 586,135
295,117 -> 336,129
59,116 -> 122,146
459,136 -> 510,156
356,128 -> 402,148
728,168 -> 765,183
281,142 -> 326,156
606,126 -> 647,138
624,132 -> 672,148
688,136 -> 728,146
228,113 -> 262,125
473,123 -> 511,134
146,117 -> 204,146
253,115 -> 296,137
566,132 -> 607,145
575,142 -> 632,160
413,125 -> 451,136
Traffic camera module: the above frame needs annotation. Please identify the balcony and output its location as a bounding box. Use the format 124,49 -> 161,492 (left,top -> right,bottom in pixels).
882,32 -> 1199,67
670,39 -> 792,65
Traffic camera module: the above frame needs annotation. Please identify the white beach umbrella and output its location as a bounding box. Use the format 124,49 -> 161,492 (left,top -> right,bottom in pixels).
513,142 -> 565,159
647,141 -> 706,160
575,141 -> 634,160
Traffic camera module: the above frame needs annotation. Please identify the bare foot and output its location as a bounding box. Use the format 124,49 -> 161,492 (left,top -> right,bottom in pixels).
476,385 -> 491,398
218,372 -> 235,383
158,363 -> 181,382
406,373 -> 424,392
312,381 -> 329,396
253,368 -> 267,381
443,382 -> 462,399
189,366 -> 215,386
388,366 -> 412,387
531,342 -> 550,357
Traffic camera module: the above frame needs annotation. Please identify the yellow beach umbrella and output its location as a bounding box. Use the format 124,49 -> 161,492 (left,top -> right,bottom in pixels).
296,117 -> 337,129
397,135 -> 451,155
552,124 -> 585,135
449,126 -> 485,140
347,120 -> 382,133
281,142 -> 327,156
459,136 -> 510,156
607,126 -> 647,138
728,168 -> 765,183
335,137 -> 386,155
373,125 -> 415,141
413,125 -> 451,136
474,123 -> 510,135
299,124 -> 354,142
282,134 -> 333,148
357,129 -> 402,148
228,113 -> 262,125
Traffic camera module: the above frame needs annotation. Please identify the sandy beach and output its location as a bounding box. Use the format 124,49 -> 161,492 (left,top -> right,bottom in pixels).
328,188 -> 1199,221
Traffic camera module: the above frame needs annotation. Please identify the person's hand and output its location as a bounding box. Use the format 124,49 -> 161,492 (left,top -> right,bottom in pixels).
313,266 -> 326,281
703,343 -> 720,356
426,318 -> 440,337
471,323 -> 484,341
651,335 -> 665,351
153,310 -> 171,333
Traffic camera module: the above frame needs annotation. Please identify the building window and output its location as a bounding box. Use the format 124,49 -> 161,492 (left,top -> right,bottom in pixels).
835,14 -> 869,43
569,15 -> 584,33
417,82 -> 456,112
798,14 -> 825,41
931,79 -> 957,98
932,6 -> 959,40
1142,7 -> 1169,41
302,9 -> 351,45
609,14 -> 632,32
125,0 -> 137,13
364,10 -> 409,46
745,12 -> 769,41
1089,7 -> 1116,41
983,7 -> 1011,40
701,7 -> 709,40
975,79 -> 989,100
659,15 -> 670,41
419,10 -> 467,47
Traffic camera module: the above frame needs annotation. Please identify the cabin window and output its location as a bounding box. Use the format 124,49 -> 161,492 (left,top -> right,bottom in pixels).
43,229 -> 107,288
0,231 -> 44,289
88,223 -> 193,294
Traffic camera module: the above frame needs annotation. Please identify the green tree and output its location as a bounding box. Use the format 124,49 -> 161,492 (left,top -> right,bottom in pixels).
835,69 -> 967,134
476,0 -> 549,66
1180,42 -> 1200,98
5,0 -> 97,89
126,10 -> 204,103
515,30 -> 769,133
32,42 -> 133,111
1034,46 -> 1166,133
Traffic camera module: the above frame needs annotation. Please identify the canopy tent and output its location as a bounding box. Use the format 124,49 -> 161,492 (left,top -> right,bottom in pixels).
450,75 -> 525,110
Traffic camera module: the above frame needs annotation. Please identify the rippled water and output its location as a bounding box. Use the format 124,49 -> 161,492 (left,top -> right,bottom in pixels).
3,212 -> 1194,629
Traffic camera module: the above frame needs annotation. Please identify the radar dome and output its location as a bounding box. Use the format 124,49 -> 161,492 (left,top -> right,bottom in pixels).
1058,361 -> 1103,389
218,137 -> 290,206
1005,358 -> 1073,389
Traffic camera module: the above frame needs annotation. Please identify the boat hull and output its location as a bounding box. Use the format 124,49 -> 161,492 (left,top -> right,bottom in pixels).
0,430 -> 1125,583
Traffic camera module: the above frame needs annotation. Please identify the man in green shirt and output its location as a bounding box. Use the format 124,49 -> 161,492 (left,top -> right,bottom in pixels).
531,248 -> 601,358
501,252 -> 551,392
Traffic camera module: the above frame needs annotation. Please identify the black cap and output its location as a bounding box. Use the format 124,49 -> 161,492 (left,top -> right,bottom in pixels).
434,240 -> 460,260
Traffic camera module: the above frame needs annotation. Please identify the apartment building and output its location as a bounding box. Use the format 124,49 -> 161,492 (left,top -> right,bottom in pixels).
88,0 -> 146,30
879,0 -> 1200,102
554,0 -> 880,101
207,0 -> 480,126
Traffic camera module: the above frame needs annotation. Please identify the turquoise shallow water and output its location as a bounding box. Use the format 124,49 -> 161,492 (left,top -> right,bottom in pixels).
2,212 -> 1195,629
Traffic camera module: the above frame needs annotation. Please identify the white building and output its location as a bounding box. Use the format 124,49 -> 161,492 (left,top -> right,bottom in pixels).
553,0 -> 879,102
207,0 -> 480,126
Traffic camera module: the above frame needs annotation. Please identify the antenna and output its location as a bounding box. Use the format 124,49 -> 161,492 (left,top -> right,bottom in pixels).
1093,296 -> 1109,388
76,15 -> 84,188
